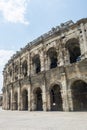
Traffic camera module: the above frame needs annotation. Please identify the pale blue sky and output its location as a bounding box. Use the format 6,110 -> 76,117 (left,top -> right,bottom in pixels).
0,0 -> 87,92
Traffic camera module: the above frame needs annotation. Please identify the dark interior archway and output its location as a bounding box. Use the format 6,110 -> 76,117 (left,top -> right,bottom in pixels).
14,92 -> 18,110
32,55 -> 41,74
71,80 -> 87,111
34,88 -> 43,111
14,64 -> 19,80
22,89 -> 28,110
50,85 -> 63,111
66,39 -> 81,63
22,60 -> 28,77
47,47 -> 57,69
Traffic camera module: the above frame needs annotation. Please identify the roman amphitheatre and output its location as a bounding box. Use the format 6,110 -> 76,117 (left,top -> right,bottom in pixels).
2,18 -> 87,112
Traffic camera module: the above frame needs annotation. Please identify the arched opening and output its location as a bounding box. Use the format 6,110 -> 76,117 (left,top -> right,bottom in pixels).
34,88 -> 43,111
71,80 -> 87,111
14,92 -> 18,110
66,39 -> 81,63
50,85 -> 63,111
47,47 -> 57,69
22,89 -> 28,110
14,65 -> 19,80
22,60 -> 28,77
32,55 -> 41,74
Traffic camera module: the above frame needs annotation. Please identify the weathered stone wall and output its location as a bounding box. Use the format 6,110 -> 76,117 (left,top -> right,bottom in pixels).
2,18 -> 87,111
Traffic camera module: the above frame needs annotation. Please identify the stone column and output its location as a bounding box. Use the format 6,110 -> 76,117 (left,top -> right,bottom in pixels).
68,89 -> 73,111
47,91 -> 51,111
18,87 -> 21,110
42,85 -> 47,111
31,93 -> 36,111
6,89 -> 9,110
10,88 -> 13,110
64,48 -> 70,65
45,57 -> 49,70
45,50 -> 50,71
56,48 -> 59,66
30,56 -> 34,75
12,91 -> 15,110
56,40 -> 64,66
27,52 -> 30,76
80,23 -> 87,58
19,58 -> 22,79
61,72 -> 69,111
48,57 -> 51,70
40,51 -> 45,71
20,94 -> 23,110
4,90 -> 7,110
2,93 -> 4,109
2,92 -> 5,109
28,86 -> 31,111
12,63 -> 15,82
57,50 -> 64,66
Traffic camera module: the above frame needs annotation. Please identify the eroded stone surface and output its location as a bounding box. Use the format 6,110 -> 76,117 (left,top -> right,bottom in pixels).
2,18 -> 87,112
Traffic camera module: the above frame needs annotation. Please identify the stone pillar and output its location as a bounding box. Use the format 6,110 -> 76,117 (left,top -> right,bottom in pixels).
47,91 -> 51,111
30,56 -> 34,75
2,92 -> 5,109
44,55 -> 48,71
2,93 -> 4,109
18,87 -> 21,110
62,48 -> 70,65
80,23 -> 87,58
48,57 -> 51,70
4,90 -> 7,110
27,52 -> 30,76
12,63 -> 15,82
40,51 -> 45,71
20,94 -> 23,110
31,93 -> 36,111
58,50 -> 64,66
64,48 -> 70,65
45,57 -> 49,70
56,40 -> 64,66
42,85 -> 47,111
6,90 -> 9,110
68,89 -> 73,111
28,86 -> 31,111
56,48 -> 59,66
19,58 -> 22,79
12,91 -> 15,110
44,49 -> 50,71
61,72 -> 69,111
10,88 -> 13,110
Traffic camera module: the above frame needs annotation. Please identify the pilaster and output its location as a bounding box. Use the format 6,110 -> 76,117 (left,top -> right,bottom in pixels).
28,86 -> 31,111
40,51 -> 45,71
68,89 -> 74,111
61,72 -> 69,111
47,91 -> 51,111
42,84 -> 47,111
80,23 -> 87,58
31,93 -> 36,111
10,87 -> 13,110
18,86 -> 21,110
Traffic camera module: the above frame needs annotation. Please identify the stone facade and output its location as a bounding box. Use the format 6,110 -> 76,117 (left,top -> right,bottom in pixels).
3,18 -> 87,111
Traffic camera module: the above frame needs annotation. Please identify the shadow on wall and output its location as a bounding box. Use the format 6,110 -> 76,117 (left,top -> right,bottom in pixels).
0,94 -> 3,106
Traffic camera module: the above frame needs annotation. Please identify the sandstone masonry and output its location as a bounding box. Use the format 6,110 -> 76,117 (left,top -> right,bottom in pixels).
3,18 -> 87,111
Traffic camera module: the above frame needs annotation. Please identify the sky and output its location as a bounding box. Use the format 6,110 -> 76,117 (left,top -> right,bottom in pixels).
0,0 -> 87,92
